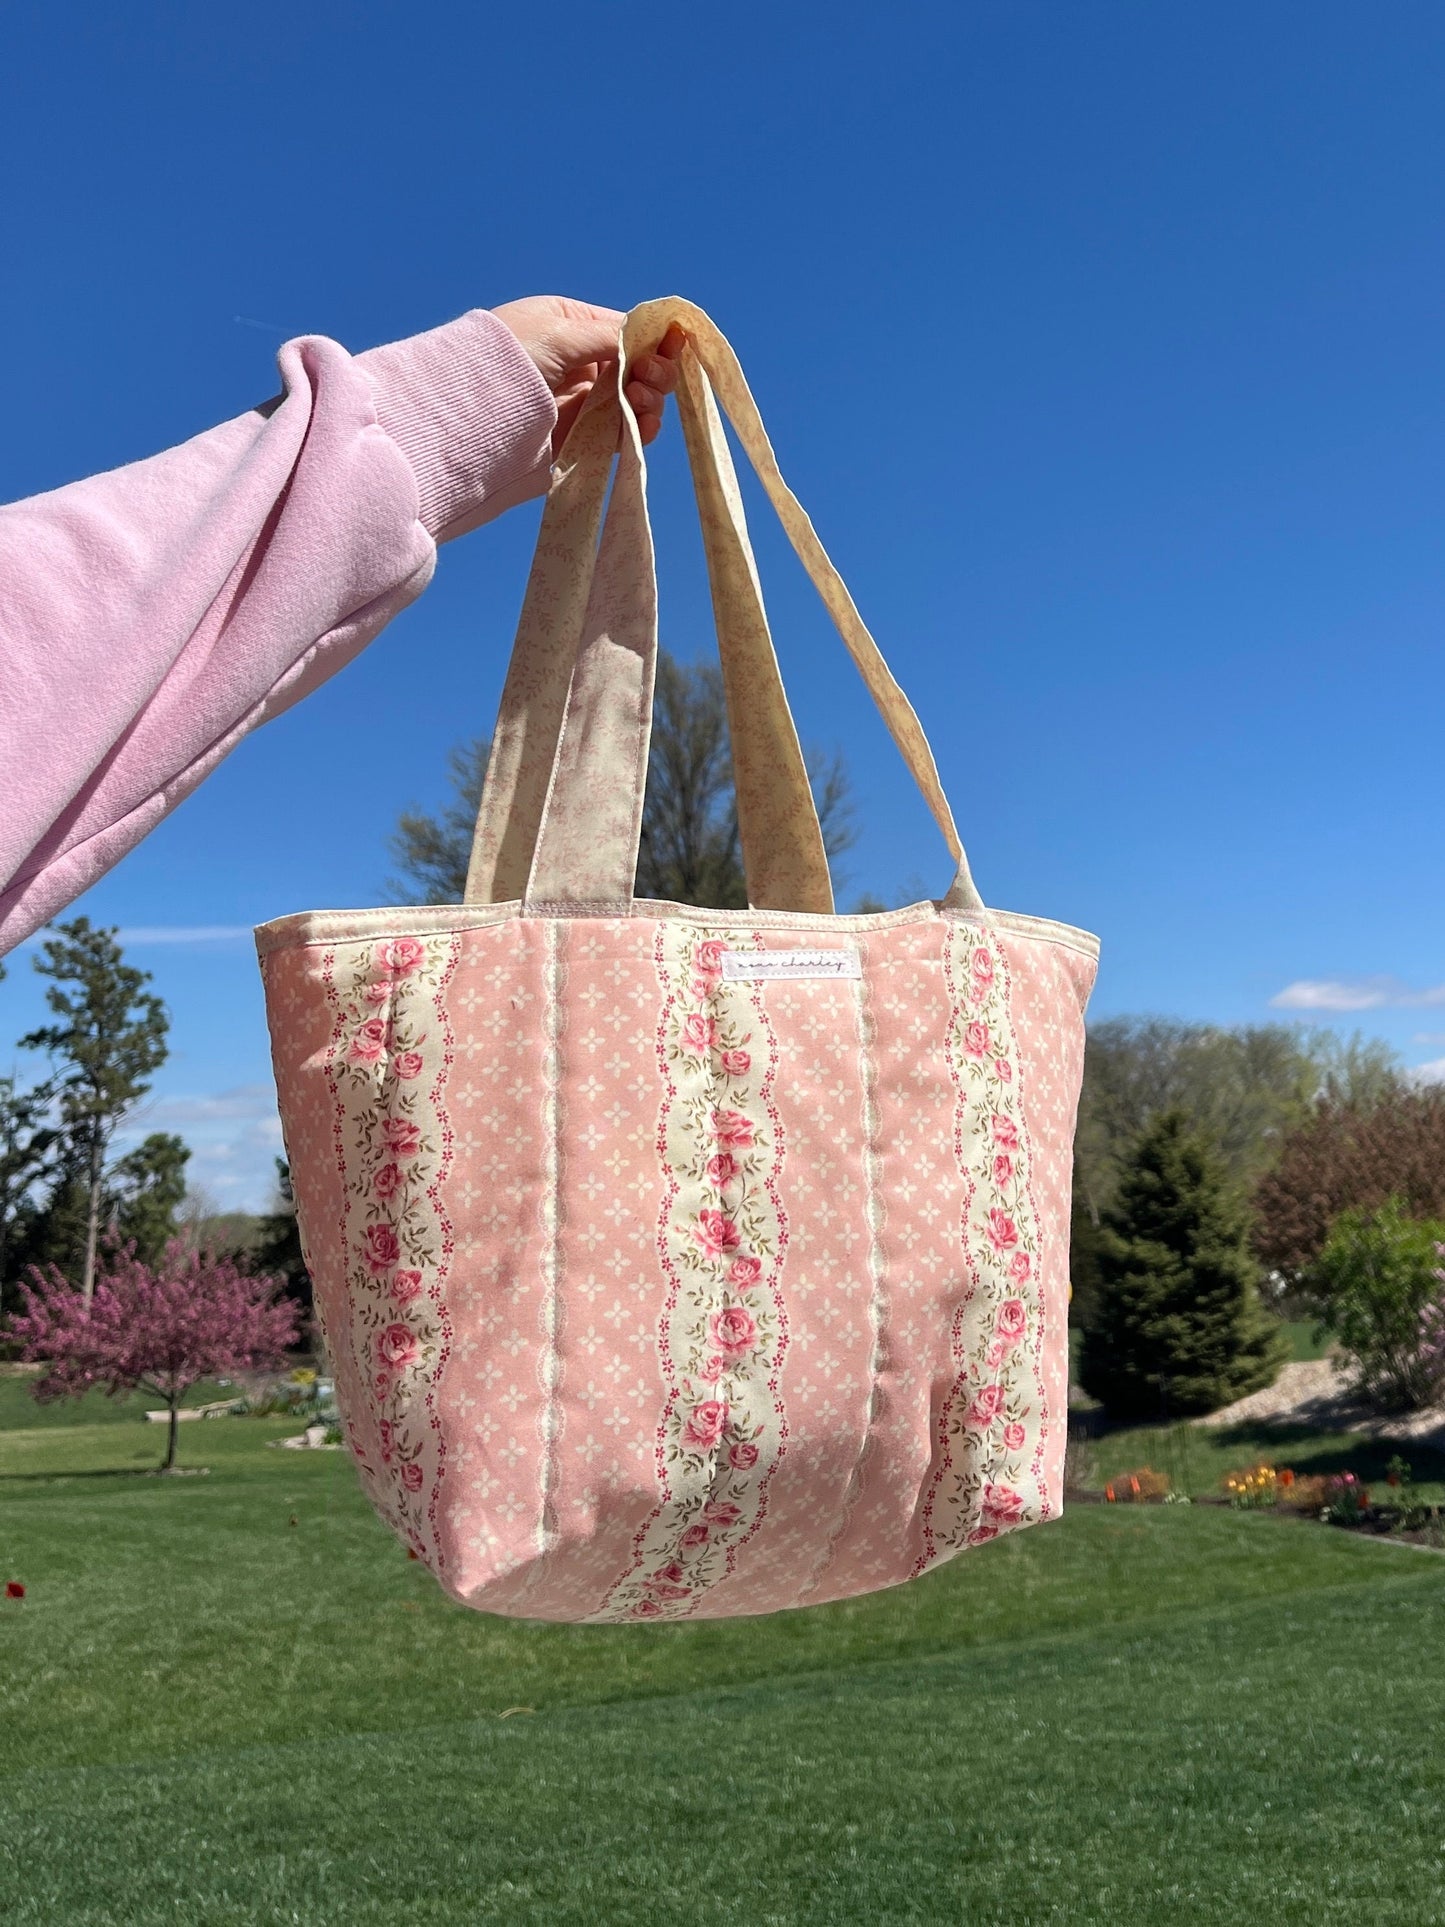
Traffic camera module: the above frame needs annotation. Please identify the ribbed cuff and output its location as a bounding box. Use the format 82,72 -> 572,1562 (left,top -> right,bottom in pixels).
357,309 -> 557,542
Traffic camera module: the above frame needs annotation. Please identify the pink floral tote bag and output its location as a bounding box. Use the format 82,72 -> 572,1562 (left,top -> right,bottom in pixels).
257,298 -> 1099,1622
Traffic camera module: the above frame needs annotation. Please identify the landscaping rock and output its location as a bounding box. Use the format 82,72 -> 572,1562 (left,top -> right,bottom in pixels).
1199,1358 -> 1445,1443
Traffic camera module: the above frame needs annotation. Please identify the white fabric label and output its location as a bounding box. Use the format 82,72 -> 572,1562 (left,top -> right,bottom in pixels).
720,947 -> 861,983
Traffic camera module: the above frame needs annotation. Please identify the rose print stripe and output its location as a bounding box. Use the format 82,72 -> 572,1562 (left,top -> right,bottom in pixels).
695,960 -> 791,1604
993,937 -> 1053,1518
423,940 -> 459,1560
322,934 -> 458,1569
590,926 -> 788,1623
915,920 -> 1045,1571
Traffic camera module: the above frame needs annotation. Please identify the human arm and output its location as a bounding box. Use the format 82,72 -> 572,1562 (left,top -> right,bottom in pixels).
0,300 -> 677,954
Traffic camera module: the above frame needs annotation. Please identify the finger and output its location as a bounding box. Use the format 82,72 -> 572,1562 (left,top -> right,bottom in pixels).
630,351 -> 680,395
549,302 -> 627,363
625,379 -> 667,417
554,358 -> 600,393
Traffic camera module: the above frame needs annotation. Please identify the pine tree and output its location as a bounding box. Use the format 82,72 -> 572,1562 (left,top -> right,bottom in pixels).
1078,1111 -> 1287,1421
0,1075 -> 57,1314
20,919 -> 169,1302
252,1158 -> 313,1324
109,1133 -> 191,1266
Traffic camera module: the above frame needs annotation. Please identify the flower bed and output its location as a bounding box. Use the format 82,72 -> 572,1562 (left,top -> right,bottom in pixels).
1219,1456 -> 1445,1548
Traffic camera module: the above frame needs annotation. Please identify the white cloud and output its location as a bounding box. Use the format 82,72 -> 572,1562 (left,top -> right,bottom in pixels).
1409,1058 -> 1445,1088
1271,977 -> 1445,1013
142,1083 -> 278,1125
120,1085 -> 282,1212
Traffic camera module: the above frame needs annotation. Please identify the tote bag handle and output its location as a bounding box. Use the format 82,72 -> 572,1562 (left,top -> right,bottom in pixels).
465,334 -> 833,912
465,297 -> 982,916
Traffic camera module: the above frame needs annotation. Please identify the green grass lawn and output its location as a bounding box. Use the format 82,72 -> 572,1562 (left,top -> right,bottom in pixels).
3,1378 -> 1445,1924
1283,1316 -> 1333,1362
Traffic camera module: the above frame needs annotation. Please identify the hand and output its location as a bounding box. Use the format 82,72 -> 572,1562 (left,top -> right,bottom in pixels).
491,297 -> 686,456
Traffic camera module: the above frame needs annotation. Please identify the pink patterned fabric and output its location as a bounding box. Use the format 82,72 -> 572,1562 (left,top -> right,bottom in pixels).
260,901 -> 1096,1621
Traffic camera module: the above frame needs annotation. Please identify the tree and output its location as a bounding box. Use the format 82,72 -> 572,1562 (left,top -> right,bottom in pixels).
251,1158 -> 313,1325
20,920 -> 169,1302
1252,1089 -> 1445,1286
386,651 -> 857,909
1312,1200 -> 1445,1410
386,738 -> 492,904
108,1133 -> 191,1266
9,1242 -> 299,1472
0,1076 -> 57,1314
1077,1111 -> 1287,1421
1074,1017 -> 1400,1226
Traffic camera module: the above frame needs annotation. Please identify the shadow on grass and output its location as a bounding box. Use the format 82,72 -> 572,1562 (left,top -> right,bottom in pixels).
1074,1409 -> 1445,1489
0,1465 -> 203,1483
1204,1424 -> 1445,1482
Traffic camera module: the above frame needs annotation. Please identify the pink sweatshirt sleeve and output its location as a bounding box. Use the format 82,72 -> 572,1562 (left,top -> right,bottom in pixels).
0,308 -> 557,955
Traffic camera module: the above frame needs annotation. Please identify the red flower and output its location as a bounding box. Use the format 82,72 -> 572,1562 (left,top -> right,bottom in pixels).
375,936 -> 426,977
967,1383 -> 1006,1428
376,1323 -> 420,1373
995,1298 -> 1027,1344
707,1305 -> 758,1360
4,1581 -> 24,1600
381,1118 -> 422,1159
349,1016 -> 389,1064
390,1268 -> 424,1305
710,1108 -> 756,1150
985,1208 -> 1019,1255
693,938 -> 726,981
363,1223 -> 401,1274
682,1398 -> 730,1449
981,1481 -> 1025,1525
693,1209 -> 742,1260
681,1012 -> 719,1056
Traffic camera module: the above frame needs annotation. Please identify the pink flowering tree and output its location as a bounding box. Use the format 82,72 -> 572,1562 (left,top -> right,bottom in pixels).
9,1241 -> 299,1470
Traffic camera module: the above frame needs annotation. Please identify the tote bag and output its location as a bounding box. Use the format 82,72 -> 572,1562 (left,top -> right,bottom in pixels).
257,297 -> 1099,1622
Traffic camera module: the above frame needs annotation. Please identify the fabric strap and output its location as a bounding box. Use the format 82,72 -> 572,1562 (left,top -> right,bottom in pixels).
465,296 -> 982,916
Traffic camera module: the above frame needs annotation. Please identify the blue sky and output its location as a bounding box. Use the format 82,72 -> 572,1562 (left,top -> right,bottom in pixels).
3,3 -> 1443,1207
